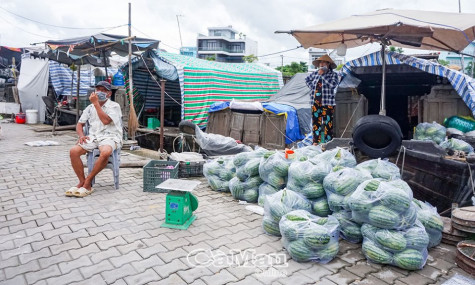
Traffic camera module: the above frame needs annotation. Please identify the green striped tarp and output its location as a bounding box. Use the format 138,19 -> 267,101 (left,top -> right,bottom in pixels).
153,51 -> 283,127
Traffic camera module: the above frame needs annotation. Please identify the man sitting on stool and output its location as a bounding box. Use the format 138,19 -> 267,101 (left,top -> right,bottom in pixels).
66,81 -> 123,197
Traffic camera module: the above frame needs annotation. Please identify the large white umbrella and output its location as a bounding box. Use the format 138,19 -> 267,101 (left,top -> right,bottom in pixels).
277,8 -> 475,114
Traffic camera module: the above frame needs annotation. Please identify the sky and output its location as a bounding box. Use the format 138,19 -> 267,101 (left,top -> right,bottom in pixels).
0,0 -> 474,68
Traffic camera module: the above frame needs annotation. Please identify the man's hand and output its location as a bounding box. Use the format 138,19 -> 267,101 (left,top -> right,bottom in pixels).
318,65 -> 328,75
78,135 -> 90,144
89,92 -> 99,105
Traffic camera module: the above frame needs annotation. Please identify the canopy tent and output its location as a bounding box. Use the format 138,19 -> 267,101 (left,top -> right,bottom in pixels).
267,73 -> 312,136
45,33 -> 159,58
48,61 -> 118,97
124,50 -> 283,127
285,9 -> 475,53
340,51 -> 475,117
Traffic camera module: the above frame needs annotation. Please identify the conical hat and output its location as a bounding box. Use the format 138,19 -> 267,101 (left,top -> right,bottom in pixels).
312,54 -> 337,69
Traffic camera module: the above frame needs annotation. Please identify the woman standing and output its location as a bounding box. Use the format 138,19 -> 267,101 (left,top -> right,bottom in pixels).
305,55 -> 339,145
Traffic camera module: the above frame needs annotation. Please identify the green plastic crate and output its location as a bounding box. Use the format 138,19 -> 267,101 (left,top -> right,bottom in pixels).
143,160 -> 178,193
178,161 -> 205,178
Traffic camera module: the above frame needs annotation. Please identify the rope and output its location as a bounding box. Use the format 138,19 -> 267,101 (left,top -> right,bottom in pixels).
395,145 -> 407,176
138,54 -> 183,107
340,94 -> 364,138
466,161 -> 475,196
263,111 -> 295,144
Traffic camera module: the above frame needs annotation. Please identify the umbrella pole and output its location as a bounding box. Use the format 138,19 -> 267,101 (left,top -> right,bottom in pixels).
379,43 -> 387,116
160,79 -> 166,153
76,66 -> 80,122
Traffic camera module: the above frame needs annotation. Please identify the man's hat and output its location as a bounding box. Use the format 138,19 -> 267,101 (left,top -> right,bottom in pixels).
312,54 -> 337,69
95,81 -> 112,91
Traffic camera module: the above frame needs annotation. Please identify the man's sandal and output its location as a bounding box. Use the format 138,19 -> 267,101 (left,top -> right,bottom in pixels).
65,187 -> 78,197
73,187 -> 94,197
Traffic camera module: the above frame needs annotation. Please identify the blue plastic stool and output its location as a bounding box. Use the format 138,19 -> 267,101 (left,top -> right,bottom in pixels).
84,121 -> 121,189
87,147 -> 120,189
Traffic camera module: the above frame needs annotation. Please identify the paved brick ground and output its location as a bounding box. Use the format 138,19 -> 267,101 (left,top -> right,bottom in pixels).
0,122 -> 474,285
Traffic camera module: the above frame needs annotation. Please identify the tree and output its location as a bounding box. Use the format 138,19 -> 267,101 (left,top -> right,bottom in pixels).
438,59 -> 450,66
389,46 -> 404,53
276,61 -> 308,77
205,55 -> 216,61
242,54 -> 258,63
335,64 -> 344,71
466,61 -> 475,77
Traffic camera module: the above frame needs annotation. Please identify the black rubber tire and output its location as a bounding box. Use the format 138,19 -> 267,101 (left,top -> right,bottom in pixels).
179,120 -> 197,135
352,115 -> 403,158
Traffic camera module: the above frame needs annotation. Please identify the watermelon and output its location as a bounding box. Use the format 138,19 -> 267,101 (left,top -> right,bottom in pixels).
393,249 -> 427,270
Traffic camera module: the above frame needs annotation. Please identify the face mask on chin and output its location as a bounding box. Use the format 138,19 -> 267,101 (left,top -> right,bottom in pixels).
96,91 -> 108,101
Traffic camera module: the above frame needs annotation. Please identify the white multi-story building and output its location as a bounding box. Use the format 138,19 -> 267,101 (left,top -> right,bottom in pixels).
308,48 -> 345,71
197,26 -> 258,63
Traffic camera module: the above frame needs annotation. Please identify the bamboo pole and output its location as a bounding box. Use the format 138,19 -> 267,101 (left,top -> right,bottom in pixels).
127,2 -> 138,140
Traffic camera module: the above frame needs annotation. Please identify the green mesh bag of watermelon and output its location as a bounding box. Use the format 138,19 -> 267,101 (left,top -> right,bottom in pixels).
361,220 -> 429,270
279,210 -> 340,263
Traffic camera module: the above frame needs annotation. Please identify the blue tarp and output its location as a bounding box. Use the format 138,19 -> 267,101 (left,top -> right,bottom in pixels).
262,102 -> 304,144
208,101 -> 304,144
49,61 -> 117,97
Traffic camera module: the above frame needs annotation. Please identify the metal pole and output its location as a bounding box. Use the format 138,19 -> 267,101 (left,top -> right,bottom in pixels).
176,15 -> 183,48
103,50 -> 108,80
76,66 -> 80,122
379,43 -> 387,116
281,55 -> 283,68
458,0 -> 461,13
160,79 -> 166,153
128,2 -> 135,140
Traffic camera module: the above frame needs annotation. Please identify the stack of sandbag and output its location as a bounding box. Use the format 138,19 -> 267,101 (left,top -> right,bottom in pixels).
287,158 -> 333,216
361,221 -> 429,270
258,151 -> 293,204
262,189 -> 312,236
413,199 -> 444,248
229,149 -> 265,203
280,210 -> 340,263
203,156 -> 236,192
414,122 -> 446,144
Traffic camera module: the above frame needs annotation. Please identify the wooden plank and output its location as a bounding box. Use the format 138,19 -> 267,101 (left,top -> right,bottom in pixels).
33,125 -> 76,132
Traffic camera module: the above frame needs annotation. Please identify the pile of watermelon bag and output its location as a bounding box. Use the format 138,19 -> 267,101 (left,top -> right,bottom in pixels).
331,210 -> 363,244
413,122 -> 447,144
294,145 -> 323,159
309,147 -> 357,169
439,138 -> 474,154
280,210 -> 340,263
203,157 -> 236,192
324,159 -> 400,243
258,151 -> 293,205
355,159 -> 401,180
413,199 -> 444,248
347,178 -> 431,270
262,189 -> 312,236
361,221 -> 429,270
287,158 -> 332,216
347,179 -> 416,230
229,149 -> 266,203
323,168 -> 372,212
